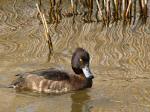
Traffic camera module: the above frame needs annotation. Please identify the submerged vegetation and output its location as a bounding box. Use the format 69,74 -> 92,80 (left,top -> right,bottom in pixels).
38,0 -> 148,26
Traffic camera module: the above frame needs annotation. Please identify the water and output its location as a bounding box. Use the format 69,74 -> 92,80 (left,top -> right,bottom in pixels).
0,0 -> 150,112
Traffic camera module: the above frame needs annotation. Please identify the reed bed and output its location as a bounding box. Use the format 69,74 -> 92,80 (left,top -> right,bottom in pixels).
35,0 -> 148,59
37,0 -> 148,25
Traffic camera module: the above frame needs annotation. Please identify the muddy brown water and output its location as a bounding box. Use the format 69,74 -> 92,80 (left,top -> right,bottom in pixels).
0,0 -> 150,112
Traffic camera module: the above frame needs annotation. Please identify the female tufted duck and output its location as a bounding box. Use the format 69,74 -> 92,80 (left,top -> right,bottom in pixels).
10,48 -> 94,93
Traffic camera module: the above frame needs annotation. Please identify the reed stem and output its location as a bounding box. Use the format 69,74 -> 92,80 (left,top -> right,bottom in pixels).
126,0 -> 132,18
36,3 -> 53,61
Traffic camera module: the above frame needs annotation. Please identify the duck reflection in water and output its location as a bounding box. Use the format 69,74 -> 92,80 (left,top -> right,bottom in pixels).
71,90 -> 91,112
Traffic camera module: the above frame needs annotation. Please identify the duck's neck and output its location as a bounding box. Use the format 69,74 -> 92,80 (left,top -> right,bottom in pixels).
71,74 -> 93,90
71,67 -> 93,89
72,67 -> 83,74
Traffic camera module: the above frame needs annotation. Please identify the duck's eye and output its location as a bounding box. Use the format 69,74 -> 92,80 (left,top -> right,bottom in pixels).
79,58 -> 83,64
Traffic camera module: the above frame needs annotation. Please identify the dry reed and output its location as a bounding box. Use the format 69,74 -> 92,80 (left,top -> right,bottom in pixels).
36,3 -> 53,61
39,0 -> 148,26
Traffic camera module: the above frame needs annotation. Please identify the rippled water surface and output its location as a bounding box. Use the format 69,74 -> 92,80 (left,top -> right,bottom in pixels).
0,0 -> 150,112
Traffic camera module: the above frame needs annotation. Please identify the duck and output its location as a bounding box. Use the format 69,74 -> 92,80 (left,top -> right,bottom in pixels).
10,48 -> 94,93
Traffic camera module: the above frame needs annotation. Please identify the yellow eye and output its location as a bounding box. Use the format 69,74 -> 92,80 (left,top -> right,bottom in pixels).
79,58 -> 83,64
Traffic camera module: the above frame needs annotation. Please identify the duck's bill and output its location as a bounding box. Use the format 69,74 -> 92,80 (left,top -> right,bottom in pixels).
82,66 -> 94,79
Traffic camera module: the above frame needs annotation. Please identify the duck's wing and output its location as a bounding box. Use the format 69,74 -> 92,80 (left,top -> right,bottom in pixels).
29,68 -> 70,81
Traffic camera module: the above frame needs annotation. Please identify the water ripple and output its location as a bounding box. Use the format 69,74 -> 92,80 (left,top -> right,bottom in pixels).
0,0 -> 150,112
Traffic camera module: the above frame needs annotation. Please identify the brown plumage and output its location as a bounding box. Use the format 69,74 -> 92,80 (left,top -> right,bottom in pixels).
10,48 -> 94,94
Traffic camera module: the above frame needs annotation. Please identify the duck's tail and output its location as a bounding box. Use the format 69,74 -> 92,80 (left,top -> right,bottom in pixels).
0,73 -> 25,89
0,84 -> 13,88
8,73 -> 25,89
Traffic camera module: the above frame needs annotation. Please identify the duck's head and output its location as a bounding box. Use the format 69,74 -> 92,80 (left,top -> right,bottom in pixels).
71,48 -> 94,80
